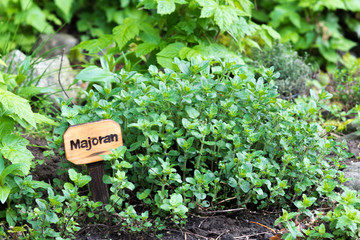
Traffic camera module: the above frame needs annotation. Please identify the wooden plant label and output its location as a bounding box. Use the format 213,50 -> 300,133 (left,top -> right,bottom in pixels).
63,119 -> 123,165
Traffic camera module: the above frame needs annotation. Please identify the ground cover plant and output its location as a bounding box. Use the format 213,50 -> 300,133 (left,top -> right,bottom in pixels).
41,56 -> 354,238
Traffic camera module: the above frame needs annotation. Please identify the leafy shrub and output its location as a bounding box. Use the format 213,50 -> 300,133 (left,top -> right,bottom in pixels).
53,57 -> 349,231
252,43 -> 312,98
253,0 -> 360,70
0,58 -> 57,223
74,0 -> 280,70
0,0 -> 62,53
331,53 -> 360,110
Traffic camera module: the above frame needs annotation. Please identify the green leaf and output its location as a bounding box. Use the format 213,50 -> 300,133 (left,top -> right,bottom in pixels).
302,194 -> 317,208
54,0 -> 73,22
319,45 -> 339,63
0,58 -> 7,67
239,179 -> 250,193
345,0 -> 360,11
135,42 -> 159,57
228,177 -> 237,188
157,0 -> 176,15
46,211 -> 59,224
68,169 -> 77,182
156,42 -> 185,68
214,6 -> 239,31
0,186 -> 10,204
0,135 -> 33,175
33,113 -> 58,126
262,25 -> 281,40
185,106 -> 200,119
0,116 -> 15,137
318,223 -> 325,235
0,164 -> 22,186
119,161 -> 132,168
113,18 -> 140,50
6,208 -> 17,227
198,0 -> 217,18
25,6 -> 54,33
336,215 -> 353,229
36,199 -> 47,211
160,203 -> 170,211
77,175 -> 91,187
0,155 -> 4,175
330,37 -> 356,51
137,189 -> 151,200
0,88 -> 36,128
76,66 -> 116,84
31,180 -> 52,189
169,193 -> 183,207
17,86 -> 53,98
73,35 -> 114,54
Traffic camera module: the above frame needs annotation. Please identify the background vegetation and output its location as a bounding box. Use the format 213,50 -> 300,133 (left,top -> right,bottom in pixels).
1,0 -> 360,239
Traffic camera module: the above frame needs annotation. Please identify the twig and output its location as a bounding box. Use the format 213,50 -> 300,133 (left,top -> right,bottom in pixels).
165,229 -> 208,239
76,223 -> 109,235
58,48 -> 73,104
216,196 -> 236,205
249,221 -> 276,233
198,216 -> 209,228
234,231 -> 273,239
215,231 -> 227,240
197,207 -> 246,216
330,132 -> 341,138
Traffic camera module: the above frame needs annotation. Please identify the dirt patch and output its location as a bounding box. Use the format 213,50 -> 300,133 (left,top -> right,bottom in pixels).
74,211 -> 280,240
26,136 -> 62,183
161,212 -> 280,240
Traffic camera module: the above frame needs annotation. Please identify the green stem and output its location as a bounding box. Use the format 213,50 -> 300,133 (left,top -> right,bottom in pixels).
196,137 -> 205,169
183,154 -> 188,182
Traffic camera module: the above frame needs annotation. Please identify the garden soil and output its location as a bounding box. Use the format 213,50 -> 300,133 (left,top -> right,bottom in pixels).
27,136 -> 360,239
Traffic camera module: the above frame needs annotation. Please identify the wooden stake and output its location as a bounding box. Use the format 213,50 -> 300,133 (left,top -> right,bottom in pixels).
87,161 -> 109,204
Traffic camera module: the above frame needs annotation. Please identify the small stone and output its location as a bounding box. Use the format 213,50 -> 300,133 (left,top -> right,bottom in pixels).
5,49 -> 80,100
36,33 -> 79,58
33,55 -> 78,99
343,162 -> 360,191
5,49 -> 26,73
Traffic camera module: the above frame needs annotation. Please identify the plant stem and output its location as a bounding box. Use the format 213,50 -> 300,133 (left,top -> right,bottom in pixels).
196,137 -> 205,169
183,154 -> 188,182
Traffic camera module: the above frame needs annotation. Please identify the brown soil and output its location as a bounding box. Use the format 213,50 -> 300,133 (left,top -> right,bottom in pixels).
27,136 -> 62,183
74,212 -> 280,240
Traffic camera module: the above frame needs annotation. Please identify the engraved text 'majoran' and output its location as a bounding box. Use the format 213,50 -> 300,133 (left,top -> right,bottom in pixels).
70,134 -> 118,151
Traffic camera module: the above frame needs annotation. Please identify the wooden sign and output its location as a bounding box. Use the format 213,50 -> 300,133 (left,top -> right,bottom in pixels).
63,119 -> 123,165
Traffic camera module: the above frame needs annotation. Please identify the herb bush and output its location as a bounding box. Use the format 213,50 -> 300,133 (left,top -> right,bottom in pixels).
51,57 -> 351,234
252,43 -> 312,98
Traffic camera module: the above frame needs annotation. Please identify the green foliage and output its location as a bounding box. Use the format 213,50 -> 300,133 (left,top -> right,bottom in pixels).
74,0 -> 280,69
3,171 -> 102,239
252,43 -> 312,98
276,186 -> 360,239
0,59 -> 56,209
0,0 -> 61,53
253,0 -> 360,70
331,53 -> 360,110
54,56 -> 349,229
